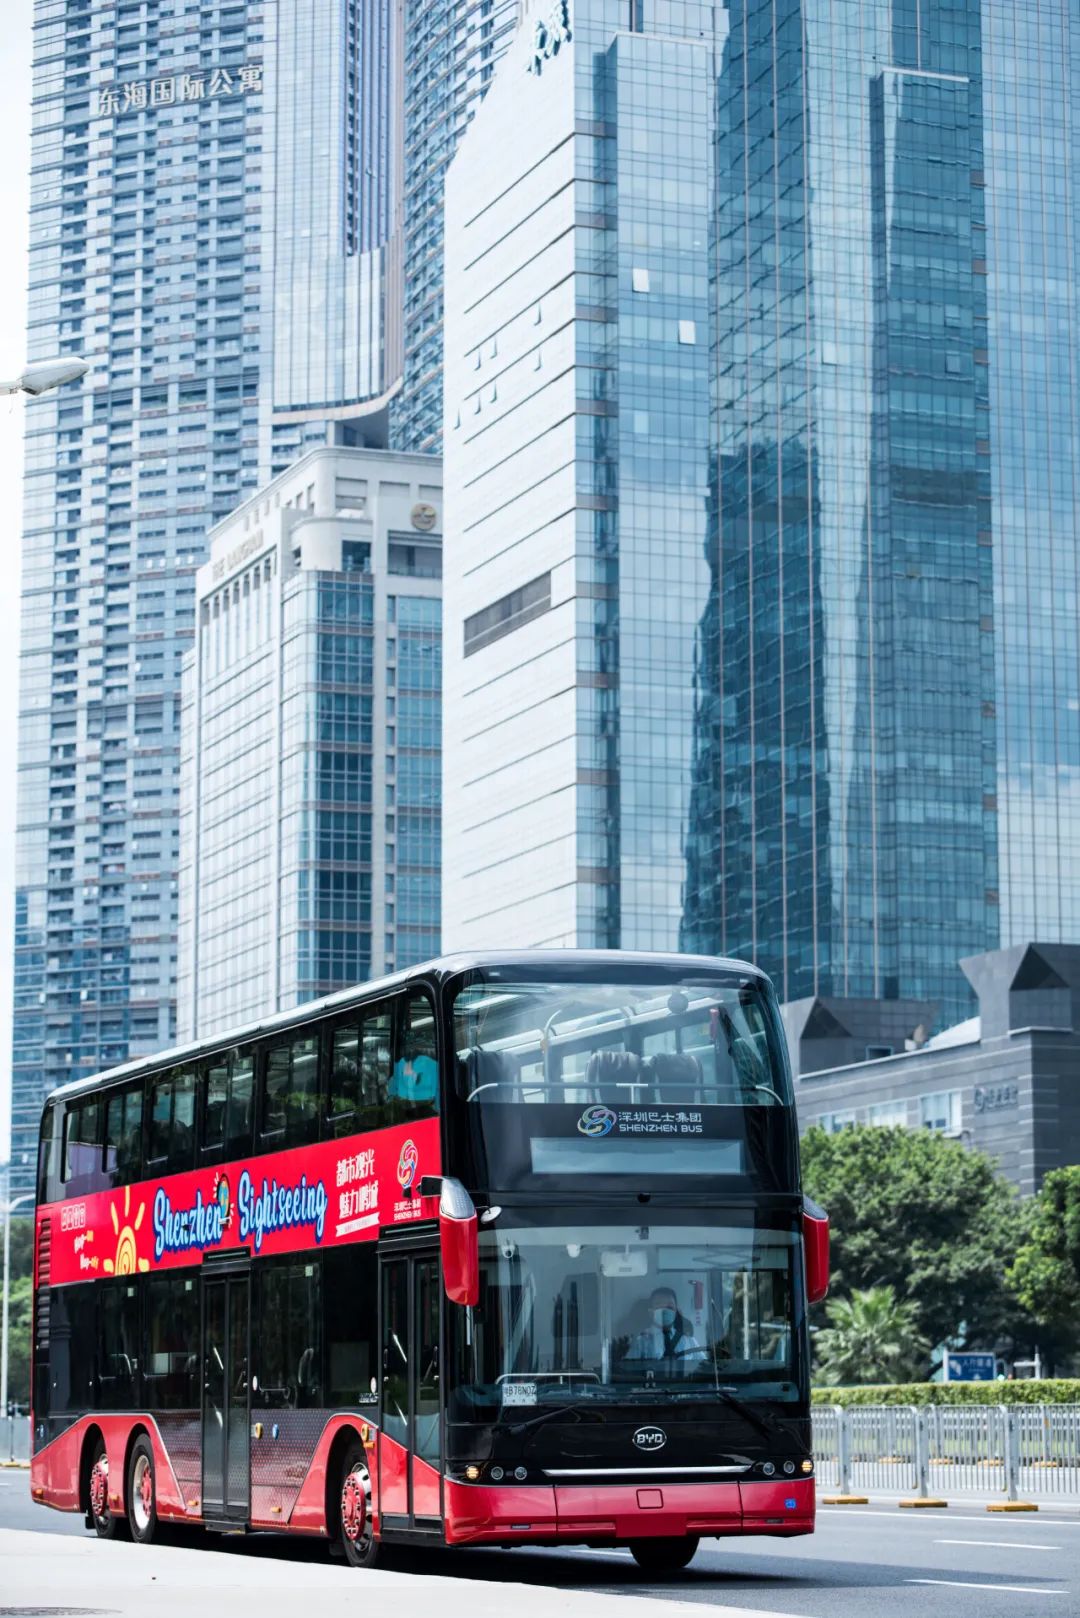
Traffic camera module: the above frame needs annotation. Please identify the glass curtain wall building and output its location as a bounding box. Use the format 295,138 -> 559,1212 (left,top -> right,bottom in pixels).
390,0 -> 520,452
444,0 -> 1080,1028
10,0 -> 398,1194
177,447 -> 442,1041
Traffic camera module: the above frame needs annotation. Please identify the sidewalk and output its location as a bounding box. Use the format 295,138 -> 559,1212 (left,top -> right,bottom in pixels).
0,1526 -> 779,1618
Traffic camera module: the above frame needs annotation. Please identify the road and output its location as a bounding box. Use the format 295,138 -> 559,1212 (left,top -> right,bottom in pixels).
1,1468 -> 1078,1618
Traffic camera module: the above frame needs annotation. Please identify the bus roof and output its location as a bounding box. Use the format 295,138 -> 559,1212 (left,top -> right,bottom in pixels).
43,948 -> 766,1108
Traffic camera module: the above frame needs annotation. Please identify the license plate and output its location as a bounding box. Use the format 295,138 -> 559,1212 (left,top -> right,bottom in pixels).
501,1381 -> 538,1406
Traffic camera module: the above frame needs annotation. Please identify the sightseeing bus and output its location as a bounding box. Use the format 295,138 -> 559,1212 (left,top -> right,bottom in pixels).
29,950 -> 828,1572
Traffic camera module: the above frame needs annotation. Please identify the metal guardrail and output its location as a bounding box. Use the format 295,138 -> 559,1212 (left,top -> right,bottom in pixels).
813,1403 -> 1080,1501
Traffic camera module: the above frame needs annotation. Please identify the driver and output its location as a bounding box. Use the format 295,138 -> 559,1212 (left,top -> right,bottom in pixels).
624,1286 -> 705,1366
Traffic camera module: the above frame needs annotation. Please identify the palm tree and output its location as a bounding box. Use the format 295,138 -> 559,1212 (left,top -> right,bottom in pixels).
815,1285 -> 929,1384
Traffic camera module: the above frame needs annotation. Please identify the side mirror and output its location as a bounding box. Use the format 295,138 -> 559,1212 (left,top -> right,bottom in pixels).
435,1176 -> 480,1307
802,1196 -> 830,1305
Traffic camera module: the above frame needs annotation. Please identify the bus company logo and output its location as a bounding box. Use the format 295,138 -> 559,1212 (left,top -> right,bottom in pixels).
397,1138 -> 420,1194
106,1184 -> 150,1275
212,1171 -> 234,1229
632,1425 -> 667,1453
60,1203 -> 86,1232
577,1104 -> 617,1138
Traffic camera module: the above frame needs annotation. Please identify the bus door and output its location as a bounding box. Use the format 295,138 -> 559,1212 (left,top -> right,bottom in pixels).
379,1232 -> 442,1531
200,1254 -> 251,1524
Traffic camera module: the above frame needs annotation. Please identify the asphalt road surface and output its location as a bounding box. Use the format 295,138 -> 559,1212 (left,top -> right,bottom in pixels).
2,1469 -> 1078,1618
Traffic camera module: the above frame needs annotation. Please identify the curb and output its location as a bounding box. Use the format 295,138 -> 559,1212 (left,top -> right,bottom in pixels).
987,1501 -> 1038,1512
822,1495 -> 870,1505
899,1498 -> 948,1508
0,1462 -> 30,1470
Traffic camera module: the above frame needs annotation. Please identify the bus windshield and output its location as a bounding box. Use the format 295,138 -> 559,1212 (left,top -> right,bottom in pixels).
453,972 -> 791,1107
451,1216 -> 800,1419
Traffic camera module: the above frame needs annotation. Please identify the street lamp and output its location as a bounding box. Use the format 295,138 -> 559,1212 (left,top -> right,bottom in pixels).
1,1191 -> 34,1454
0,355 -> 90,396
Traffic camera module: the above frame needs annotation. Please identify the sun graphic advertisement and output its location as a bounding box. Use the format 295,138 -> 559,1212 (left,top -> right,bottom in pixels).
103,1184 -> 150,1275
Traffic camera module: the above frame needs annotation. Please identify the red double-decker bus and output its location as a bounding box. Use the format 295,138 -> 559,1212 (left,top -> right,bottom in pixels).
29,951 -> 828,1572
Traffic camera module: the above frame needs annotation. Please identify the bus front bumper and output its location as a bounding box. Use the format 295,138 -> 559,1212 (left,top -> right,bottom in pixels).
443,1476 -> 815,1545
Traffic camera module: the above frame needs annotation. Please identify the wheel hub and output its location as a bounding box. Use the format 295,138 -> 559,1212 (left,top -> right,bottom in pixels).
90,1457 -> 108,1520
132,1454 -> 153,1532
341,1467 -> 368,1544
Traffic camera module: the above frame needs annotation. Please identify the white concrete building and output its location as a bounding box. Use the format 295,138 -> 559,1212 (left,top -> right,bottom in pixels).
178,447 -> 443,1040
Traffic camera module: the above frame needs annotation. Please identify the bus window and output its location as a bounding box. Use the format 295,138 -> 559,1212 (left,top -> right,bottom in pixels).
390,991 -> 438,1117
37,1102 -> 59,1204
254,1260 -> 323,1409
62,1098 -> 104,1196
202,1050 -> 254,1160
145,1273 -> 199,1409
104,1082 -> 143,1187
327,1004 -> 392,1135
47,1282 -> 97,1420
324,1246 -> 377,1405
262,1035 -> 319,1150
98,1281 -> 139,1410
147,1069 -> 196,1177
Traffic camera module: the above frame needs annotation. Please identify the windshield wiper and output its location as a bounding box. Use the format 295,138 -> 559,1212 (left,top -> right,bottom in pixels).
709,1386 -> 798,1445
492,1402 -> 586,1437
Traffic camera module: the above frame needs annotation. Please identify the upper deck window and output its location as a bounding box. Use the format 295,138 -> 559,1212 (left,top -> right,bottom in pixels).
452,972 -> 791,1109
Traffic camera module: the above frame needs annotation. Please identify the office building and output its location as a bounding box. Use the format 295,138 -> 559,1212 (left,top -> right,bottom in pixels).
9,2 -> 397,1193
391,0 -> 519,452
788,943 -> 1080,1197
177,447 -> 442,1041
443,1 -> 1080,1026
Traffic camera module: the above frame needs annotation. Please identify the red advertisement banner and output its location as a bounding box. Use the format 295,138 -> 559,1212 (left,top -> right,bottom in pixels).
40,1116 -> 441,1288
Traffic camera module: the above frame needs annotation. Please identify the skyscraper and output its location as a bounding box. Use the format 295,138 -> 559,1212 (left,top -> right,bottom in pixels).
443,0 -> 1080,1026
391,0 -> 520,453
9,0 -> 397,1193
178,445 -> 442,1040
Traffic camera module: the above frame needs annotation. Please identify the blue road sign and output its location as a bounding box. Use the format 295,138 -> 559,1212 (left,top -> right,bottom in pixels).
944,1351 -> 997,1382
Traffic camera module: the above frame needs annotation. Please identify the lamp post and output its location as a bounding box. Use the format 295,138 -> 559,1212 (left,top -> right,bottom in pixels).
1,1190 -> 33,1459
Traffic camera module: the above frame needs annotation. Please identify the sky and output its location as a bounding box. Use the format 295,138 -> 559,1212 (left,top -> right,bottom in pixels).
0,0 -> 33,1171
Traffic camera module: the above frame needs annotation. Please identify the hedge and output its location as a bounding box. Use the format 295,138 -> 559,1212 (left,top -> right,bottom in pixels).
811,1380 -> 1080,1406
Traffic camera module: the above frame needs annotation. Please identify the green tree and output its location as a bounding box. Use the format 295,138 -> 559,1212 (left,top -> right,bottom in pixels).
800,1125 -> 1025,1356
815,1284 -> 930,1384
2,1275 -> 32,1405
1008,1165 -> 1080,1339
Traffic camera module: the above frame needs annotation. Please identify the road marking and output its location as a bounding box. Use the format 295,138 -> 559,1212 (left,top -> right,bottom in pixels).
936,1539 -> 1061,1552
907,1579 -> 1064,1595
823,1507 -> 1080,1528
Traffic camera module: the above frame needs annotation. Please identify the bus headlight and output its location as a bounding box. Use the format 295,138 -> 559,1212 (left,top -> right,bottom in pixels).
761,1461 -> 775,1476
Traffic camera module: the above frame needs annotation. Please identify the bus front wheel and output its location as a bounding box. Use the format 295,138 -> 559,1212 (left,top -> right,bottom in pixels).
127,1435 -> 158,1544
629,1536 -> 700,1573
339,1442 -> 380,1569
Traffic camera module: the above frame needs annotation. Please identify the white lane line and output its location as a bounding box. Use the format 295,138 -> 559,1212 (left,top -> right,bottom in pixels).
936,1539 -> 1061,1552
907,1579 -> 1064,1595
823,1507 -> 1080,1528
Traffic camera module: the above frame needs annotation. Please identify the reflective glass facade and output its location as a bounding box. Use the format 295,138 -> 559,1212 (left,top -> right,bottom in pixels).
391,0 -> 519,452
178,448 -> 442,1040
10,1 -> 396,1194
445,0 -> 1080,1030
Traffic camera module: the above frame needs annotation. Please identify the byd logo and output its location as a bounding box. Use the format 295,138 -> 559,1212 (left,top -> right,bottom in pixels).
633,1426 -> 667,1453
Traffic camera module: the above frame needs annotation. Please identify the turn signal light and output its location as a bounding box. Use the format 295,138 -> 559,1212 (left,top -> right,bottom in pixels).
465,1465 -> 482,1482
801,1460 -> 814,1474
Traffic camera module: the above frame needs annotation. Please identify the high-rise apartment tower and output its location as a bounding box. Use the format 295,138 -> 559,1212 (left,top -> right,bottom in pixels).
9,0 -> 398,1193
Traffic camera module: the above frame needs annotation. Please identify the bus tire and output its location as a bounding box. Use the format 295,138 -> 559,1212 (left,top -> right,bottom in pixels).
338,1441 -> 380,1568
88,1444 -> 125,1540
127,1434 -> 158,1545
629,1535 -> 700,1573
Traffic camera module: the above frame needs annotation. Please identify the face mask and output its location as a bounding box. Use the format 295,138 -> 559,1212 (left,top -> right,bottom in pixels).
652,1307 -> 676,1328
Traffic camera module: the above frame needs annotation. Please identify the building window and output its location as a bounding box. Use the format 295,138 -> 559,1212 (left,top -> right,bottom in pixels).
865,1044 -> 894,1060
818,1111 -> 857,1134
678,319 -> 697,345
387,537 -> 441,578
464,572 -> 552,656
632,266 -> 650,293
868,1100 -> 908,1129
919,1090 -> 962,1135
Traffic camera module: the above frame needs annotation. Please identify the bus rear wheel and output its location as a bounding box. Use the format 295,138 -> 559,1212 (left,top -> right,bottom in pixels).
629,1536 -> 700,1573
127,1435 -> 158,1544
88,1446 -> 125,1539
339,1442 -> 380,1569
